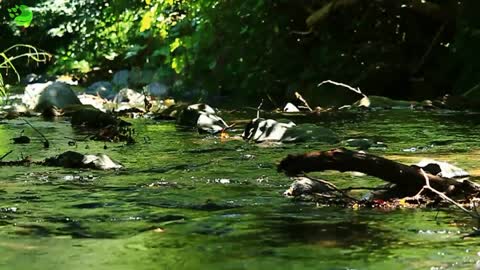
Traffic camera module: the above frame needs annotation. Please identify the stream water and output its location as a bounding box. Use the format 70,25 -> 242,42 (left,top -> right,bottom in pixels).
0,110 -> 479,270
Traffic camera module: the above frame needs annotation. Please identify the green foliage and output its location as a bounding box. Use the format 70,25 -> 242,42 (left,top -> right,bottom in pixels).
1,0 -> 474,101
0,44 -> 51,97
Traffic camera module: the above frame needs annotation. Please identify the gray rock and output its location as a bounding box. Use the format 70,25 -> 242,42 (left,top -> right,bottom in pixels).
145,82 -> 168,97
23,81 -> 81,111
44,151 -> 122,170
86,81 -> 115,99
129,68 -> 154,86
112,70 -> 129,88
36,82 -> 81,111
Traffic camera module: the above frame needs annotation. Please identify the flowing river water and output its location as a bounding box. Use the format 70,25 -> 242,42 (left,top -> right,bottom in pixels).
0,109 -> 480,269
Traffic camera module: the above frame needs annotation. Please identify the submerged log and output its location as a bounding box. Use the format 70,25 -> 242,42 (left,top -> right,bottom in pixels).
278,148 -> 480,198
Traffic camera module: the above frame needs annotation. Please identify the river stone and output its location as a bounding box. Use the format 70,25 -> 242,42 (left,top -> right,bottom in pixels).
283,102 -> 300,112
23,82 -> 81,112
284,177 -> 338,197
415,159 -> 469,178
243,118 -> 296,142
129,68 -> 154,86
145,82 -> 168,97
44,151 -> 122,170
176,103 -> 228,134
86,81 -> 115,99
83,153 -> 123,170
112,70 -> 129,88
77,94 -> 108,112
243,118 -> 338,143
354,95 -> 415,109
21,73 -> 52,85
113,88 -> 146,111
196,113 -> 229,134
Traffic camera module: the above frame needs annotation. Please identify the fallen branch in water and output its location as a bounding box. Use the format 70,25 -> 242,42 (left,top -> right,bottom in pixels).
278,148 -> 480,199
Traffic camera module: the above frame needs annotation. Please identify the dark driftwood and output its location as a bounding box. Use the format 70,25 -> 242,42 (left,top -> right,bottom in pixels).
278,148 -> 480,198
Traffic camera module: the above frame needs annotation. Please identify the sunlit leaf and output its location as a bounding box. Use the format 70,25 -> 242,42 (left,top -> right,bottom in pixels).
170,38 -> 182,52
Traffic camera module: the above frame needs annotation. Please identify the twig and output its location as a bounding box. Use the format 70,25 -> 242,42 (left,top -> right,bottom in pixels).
417,168 -> 479,219
412,22 -> 446,75
0,150 -> 13,161
462,81 -> 480,97
23,119 -> 50,148
290,29 -> 313,35
256,99 -> 264,119
317,80 -> 366,97
305,174 -> 359,202
266,93 -> 278,109
294,91 -> 313,111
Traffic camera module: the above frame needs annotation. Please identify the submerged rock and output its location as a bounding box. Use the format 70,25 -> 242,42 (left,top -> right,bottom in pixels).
354,96 -> 415,109
44,151 -> 122,170
86,81 -> 115,100
243,118 -> 338,143
345,138 -> 387,150
65,105 -> 129,128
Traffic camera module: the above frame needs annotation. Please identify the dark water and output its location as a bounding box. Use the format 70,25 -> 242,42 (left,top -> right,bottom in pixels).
0,110 -> 480,270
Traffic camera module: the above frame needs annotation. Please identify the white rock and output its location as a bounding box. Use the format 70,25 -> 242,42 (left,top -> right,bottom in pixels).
416,159 -> 469,178
114,88 -> 146,110
83,154 -> 123,170
197,112 -> 229,134
77,94 -> 108,112
242,118 -> 296,142
283,102 -> 300,112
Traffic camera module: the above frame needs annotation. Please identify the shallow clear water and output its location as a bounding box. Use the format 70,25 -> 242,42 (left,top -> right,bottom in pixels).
1,110 -> 480,270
